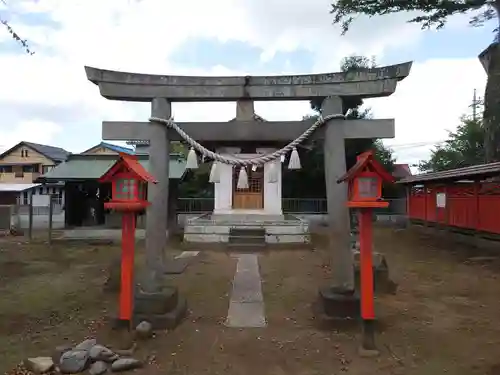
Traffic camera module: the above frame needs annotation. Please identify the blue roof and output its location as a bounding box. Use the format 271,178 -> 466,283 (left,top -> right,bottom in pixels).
99,142 -> 134,154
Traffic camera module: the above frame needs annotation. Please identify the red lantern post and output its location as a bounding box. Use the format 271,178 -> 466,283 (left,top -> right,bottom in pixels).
337,150 -> 395,353
99,153 -> 157,328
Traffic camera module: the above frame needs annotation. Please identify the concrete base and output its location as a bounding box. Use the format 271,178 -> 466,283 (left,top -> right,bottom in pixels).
313,287 -> 360,329
183,213 -> 310,244
133,286 -> 187,330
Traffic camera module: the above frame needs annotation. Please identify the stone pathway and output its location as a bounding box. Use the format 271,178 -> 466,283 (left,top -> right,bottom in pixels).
225,254 -> 266,328
175,251 -> 200,259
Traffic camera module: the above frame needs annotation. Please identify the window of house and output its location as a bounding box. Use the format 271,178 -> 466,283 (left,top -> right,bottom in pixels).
22,165 -> 35,173
42,165 -> 54,173
0,166 -> 12,173
23,191 -> 29,205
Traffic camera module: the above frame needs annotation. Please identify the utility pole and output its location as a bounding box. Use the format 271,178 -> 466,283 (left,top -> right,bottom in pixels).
470,88 -> 483,121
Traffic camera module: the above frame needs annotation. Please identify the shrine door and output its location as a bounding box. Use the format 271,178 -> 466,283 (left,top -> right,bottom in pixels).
232,166 -> 264,210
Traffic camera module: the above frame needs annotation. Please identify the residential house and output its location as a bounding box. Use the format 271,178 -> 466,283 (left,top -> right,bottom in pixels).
80,142 -> 134,155
0,141 -> 71,205
37,152 -> 187,228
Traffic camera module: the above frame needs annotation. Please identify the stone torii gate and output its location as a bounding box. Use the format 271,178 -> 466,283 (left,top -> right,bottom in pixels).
85,62 -> 411,319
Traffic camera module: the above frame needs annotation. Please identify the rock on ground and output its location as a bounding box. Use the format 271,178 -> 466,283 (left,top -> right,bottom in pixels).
23,357 -> 54,374
135,321 -> 153,339
89,345 -> 117,362
74,338 -> 97,351
59,350 -> 90,374
89,361 -> 108,375
52,344 -> 73,365
111,358 -> 143,372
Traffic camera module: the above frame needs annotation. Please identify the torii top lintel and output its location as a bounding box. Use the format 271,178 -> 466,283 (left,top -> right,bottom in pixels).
84,62 -> 412,102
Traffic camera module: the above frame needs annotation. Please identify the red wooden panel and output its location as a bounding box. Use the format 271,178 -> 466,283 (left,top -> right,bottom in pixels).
478,196 -> 500,234
408,195 -> 426,220
407,182 -> 500,235
447,197 -> 476,229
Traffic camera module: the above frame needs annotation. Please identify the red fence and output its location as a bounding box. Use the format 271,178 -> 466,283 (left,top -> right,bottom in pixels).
408,182 -> 500,234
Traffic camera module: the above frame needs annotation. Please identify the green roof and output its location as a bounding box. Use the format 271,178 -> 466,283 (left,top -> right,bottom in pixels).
37,154 -> 186,182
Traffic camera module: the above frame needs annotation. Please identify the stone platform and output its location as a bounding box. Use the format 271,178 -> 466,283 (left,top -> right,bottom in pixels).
183,213 -> 310,245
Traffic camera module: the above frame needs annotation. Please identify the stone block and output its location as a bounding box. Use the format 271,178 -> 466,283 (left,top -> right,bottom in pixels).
352,251 -> 398,294
133,295 -> 187,330
134,286 -> 179,315
315,286 -> 360,327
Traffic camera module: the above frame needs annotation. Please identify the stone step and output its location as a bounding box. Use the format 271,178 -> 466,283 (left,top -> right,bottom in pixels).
229,228 -> 266,245
211,214 -> 285,222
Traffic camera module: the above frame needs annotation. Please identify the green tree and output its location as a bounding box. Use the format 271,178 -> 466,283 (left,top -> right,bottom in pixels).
329,0 -> 500,164
417,115 -> 485,172
283,54 -> 395,198
282,109 -> 396,198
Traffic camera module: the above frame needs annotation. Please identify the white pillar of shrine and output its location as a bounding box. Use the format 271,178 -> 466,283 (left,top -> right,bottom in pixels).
213,147 -> 282,215
213,147 -> 240,214
257,147 -> 282,215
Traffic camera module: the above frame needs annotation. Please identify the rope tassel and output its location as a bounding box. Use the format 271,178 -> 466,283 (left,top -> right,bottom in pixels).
288,147 -> 301,170
186,147 -> 198,169
237,167 -> 249,189
268,162 -> 279,183
209,162 -> 220,183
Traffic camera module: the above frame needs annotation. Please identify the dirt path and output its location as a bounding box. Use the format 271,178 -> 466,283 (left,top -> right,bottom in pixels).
2,228 -> 500,374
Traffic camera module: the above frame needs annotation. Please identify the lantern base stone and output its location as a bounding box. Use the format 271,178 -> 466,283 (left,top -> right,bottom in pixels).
134,286 -> 179,315
313,286 -> 360,329
133,287 -> 187,330
133,295 -> 187,330
352,252 -> 398,295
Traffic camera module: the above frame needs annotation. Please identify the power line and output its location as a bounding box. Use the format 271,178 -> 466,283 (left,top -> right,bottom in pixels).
384,140 -> 447,149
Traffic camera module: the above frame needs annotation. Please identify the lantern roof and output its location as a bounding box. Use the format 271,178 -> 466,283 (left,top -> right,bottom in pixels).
99,152 -> 158,183
337,150 -> 395,184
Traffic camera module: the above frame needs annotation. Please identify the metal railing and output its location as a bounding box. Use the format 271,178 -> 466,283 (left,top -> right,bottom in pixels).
17,203 -> 63,216
176,198 -> 406,215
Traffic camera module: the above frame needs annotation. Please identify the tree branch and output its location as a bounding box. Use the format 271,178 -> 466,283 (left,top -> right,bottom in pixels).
1,0 -> 34,54
331,0 -> 492,34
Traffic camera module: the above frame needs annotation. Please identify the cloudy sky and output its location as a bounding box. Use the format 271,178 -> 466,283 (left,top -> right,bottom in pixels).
0,0 -> 494,165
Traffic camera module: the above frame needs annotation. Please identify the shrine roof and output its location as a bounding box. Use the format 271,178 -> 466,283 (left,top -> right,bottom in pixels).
337,150 -> 395,183
35,153 -> 186,183
100,153 -> 158,183
398,162 -> 500,184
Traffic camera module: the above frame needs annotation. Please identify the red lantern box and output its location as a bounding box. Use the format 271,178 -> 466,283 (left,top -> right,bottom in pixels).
99,153 -> 157,328
338,150 -> 395,209
100,153 -> 157,212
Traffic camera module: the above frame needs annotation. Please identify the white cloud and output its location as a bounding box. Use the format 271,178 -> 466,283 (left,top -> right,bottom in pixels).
368,58 -> 487,164
0,0 -> 487,165
0,120 -> 62,151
